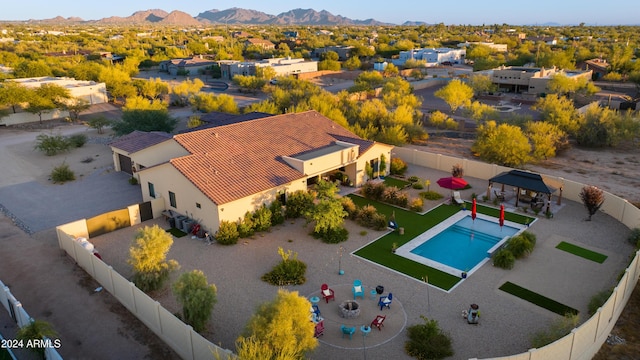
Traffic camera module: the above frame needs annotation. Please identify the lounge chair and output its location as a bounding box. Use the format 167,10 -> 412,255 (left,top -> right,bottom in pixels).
494,190 -> 505,202
453,191 -> 464,205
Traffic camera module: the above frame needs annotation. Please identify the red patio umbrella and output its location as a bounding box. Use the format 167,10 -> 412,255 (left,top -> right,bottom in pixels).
436,176 -> 468,190
499,204 -> 505,227
471,198 -> 477,221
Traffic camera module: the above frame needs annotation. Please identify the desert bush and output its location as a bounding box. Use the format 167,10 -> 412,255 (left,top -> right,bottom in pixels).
390,157 -> 408,175
493,248 -> 515,269
588,289 -> 613,315
50,162 -> 75,183
371,213 -> 388,230
313,226 -> 349,244
253,204 -> 272,232
129,225 -> 179,292
408,175 -> 420,183
412,182 -> 424,189
34,133 -> 71,156
261,247 -> 307,285
341,196 -> 358,219
519,231 -> 537,247
67,133 -> 87,148
269,199 -> 285,226
405,315 -> 454,360
410,197 -> 424,212
128,177 -> 138,185
238,211 -> 255,238
419,191 -> 444,201
355,205 -> 378,226
506,235 -> 535,259
361,181 -> 386,200
531,313 -> 580,348
172,270 -> 217,332
284,190 -> 315,218
628,228 -> 640,249
215,220 -> 239,245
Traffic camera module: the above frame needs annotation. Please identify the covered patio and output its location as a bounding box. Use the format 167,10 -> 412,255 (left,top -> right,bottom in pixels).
487,169 -> 563,214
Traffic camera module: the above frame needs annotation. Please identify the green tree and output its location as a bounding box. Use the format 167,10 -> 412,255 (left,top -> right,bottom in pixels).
64,99 -> 91,122
135,77 -> 169,100
472,121 -> 532,167
461,101 -> 499,122
0,81 -> 31,113
343,56 -> 361,70
13,60 -> 52,78
86,116 -> 112,134
111,109 -> 177,136
171,78 -> 204,106
468,74 -> 497,94
304,180 -> 347,234
128,224 -> 179,292
123,96 -> 168,111
233,75 -> 267,94
434,79 -> 474,113
255,66 -> 277,81
526,121 -> 567,160
429,111 -> 448,128
532,94 -> 580,135
237,289 -> 318,359
172,270 -> 217,332
383,63 -> 399,77
190,93 -> 239,114
404,316 -> 454,360
25,84 -> 71,124
16,319 -> 58,358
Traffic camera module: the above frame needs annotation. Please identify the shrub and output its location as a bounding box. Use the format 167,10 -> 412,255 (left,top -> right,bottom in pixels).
390,157 -> 408,175
269,199 -> 285,226
313,226 -> 349,244
519,231 -> 537,247
371,213 -> 388,231
493,248 -> 515,269
405,315 -> 454,360
50,162 -> 75,183
172,270 -> 217,332
215,221 -> 239,245
628,228 -> 640,249
261,247 -> 307,285
588,289 -> 613,315
408,175 -> 420,183
341,196 -> 357,219
238,211 -> 255,238
34,133 -> 71,156
412,182 -> 424,189
253,204 -> 272,232
285,190 -> 315,218
67,133 -> 87,148
128,177 -> 138,185
506,235 -> 534,259
531,313 -> 580,348
128,225 -> 179,292
361,181 -> 386,201
355,205 -> 378,227
409,198 -> 424,212
419,191 -> 444,201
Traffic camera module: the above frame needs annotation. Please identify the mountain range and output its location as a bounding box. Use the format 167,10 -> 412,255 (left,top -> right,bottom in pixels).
18,7 -> 393,26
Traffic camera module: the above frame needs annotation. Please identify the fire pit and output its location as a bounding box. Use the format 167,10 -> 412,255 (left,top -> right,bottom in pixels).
339,300 -> 361,319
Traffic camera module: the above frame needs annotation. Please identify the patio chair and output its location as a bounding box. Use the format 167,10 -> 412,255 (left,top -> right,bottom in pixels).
352,279 -> 365,300
341,325 -> 356,339
312,304 -> 321,319
494,190 -> 505,202
453,191 -> 464,205
378,293 -> 393,310
371,315 -> 386,331
314,320 -> 325,337
321,283 -> 335,303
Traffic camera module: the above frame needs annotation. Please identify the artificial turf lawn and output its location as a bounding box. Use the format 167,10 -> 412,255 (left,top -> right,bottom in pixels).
556,241 -> 608,263
499,281 -> 579,316
166,227 -> 188,238
383,176 -> 411,189
349,194 -> 535,291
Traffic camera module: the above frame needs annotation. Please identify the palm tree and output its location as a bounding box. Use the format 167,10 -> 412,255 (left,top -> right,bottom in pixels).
16,319 -> 58,358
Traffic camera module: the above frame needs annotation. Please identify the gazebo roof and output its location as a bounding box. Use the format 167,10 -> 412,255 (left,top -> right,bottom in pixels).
489,170 -> 557,194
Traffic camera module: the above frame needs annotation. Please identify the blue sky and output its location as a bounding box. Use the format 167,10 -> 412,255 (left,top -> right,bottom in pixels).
2,0 -> 638,25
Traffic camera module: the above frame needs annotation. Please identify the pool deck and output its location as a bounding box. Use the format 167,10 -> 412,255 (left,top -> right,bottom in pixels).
88,165 -> 634,360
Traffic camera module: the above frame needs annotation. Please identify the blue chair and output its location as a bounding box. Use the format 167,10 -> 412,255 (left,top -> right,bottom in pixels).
312,304 -> 321,318
378,292 -> 393,310
341,325 -> 356,339
352,279 -> 364,299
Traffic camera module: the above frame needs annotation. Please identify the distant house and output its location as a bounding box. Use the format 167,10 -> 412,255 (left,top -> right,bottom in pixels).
313,46 -> 355,61
578,58 -> 610,80
244,38 -> 275,51
159,56 -> 217,76
490,66 -> 593,95
457,42 -> 508,52
394,48 -> 466,67
9,76 -> 108,104
218,57 -> 318,80
524,36 -> 557,45
110,111 -> 393,234
283,31 -> 299,39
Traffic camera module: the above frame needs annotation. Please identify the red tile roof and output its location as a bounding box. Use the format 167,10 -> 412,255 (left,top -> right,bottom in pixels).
172,110 -> 373,205
109,131 -> 172,154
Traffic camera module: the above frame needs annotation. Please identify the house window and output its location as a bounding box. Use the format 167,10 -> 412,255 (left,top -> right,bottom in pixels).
196,203 -> 201,209
169,191 -> 177,208
148,182 -> 155,198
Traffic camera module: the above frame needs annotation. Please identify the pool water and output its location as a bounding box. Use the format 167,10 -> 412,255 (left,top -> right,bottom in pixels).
409,216 -> 520,275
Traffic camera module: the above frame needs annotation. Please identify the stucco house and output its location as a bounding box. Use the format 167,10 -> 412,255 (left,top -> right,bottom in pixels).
109,111 -> 393,233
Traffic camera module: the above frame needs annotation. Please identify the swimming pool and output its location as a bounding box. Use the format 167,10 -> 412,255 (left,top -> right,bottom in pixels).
396,211 -> 524,278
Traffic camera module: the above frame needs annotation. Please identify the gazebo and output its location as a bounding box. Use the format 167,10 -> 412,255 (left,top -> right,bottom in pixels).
487,170 -> 563,214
